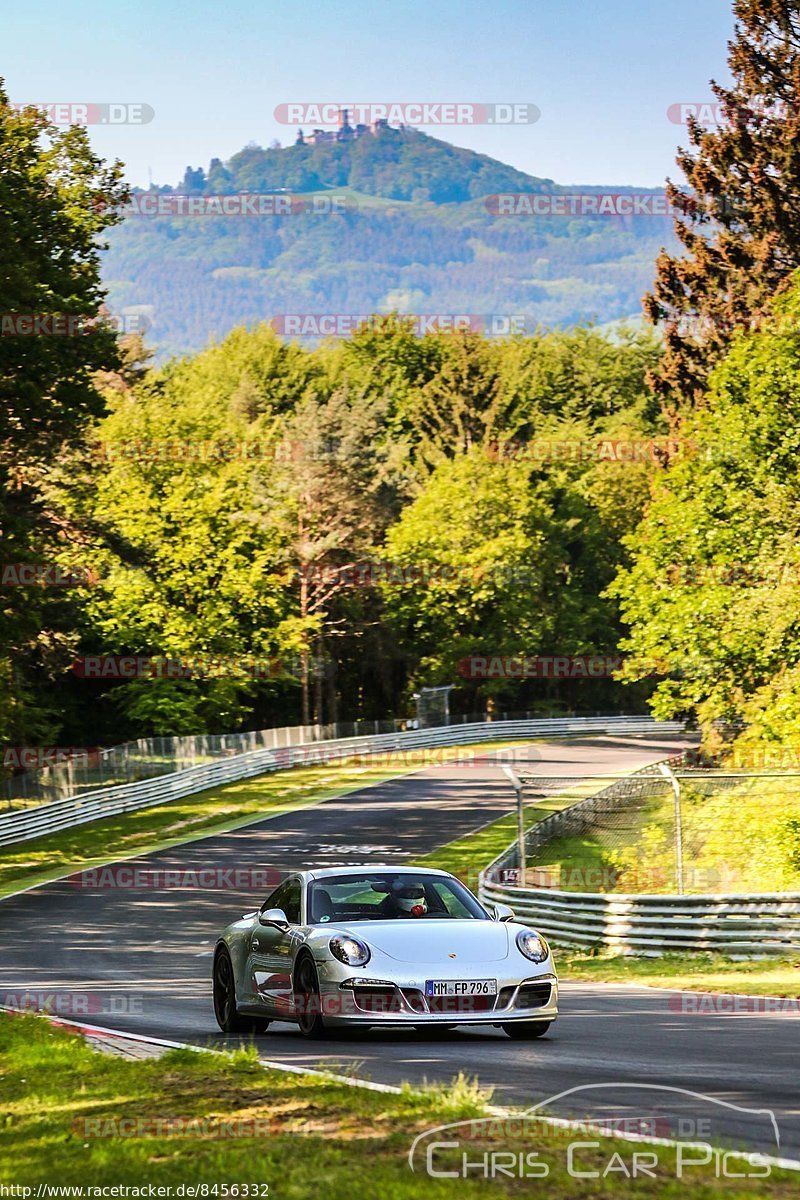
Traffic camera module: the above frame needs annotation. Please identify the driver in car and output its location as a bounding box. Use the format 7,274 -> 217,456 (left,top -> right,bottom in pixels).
379,881 -> 428,918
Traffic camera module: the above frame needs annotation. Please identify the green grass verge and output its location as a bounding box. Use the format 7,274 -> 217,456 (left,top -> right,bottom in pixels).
0,741 -> 523,900
1,1013 -> 795,1197
559,952 -> 800,997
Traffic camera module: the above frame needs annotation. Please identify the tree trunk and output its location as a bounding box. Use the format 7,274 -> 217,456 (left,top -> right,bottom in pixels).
313,638 -> 324,727
301,648 -> 310,727
327,652 -> 338,728
298,508 -> 310,726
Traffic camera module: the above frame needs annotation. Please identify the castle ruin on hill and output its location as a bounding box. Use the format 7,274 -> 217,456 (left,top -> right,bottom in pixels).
295,108 -> 390,146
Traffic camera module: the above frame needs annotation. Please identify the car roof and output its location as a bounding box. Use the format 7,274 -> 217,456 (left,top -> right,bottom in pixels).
302,865 -> 453,882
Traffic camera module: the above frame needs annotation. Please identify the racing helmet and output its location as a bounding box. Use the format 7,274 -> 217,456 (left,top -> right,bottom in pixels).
392,882 -> 427,916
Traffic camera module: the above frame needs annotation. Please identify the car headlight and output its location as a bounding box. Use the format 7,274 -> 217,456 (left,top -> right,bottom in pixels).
516,930 -> 549,962
329,935 -> 371,966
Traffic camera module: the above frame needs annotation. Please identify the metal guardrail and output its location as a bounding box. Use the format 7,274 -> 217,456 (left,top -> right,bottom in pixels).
0,715 -> 684,848
479,759 -> 800,955
0,708 -> 662,806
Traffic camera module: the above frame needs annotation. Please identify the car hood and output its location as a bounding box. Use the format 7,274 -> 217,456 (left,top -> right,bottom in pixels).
333,919 -> 510,964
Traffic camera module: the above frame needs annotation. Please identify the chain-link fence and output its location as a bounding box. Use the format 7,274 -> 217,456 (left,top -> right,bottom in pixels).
513,763 -> 800,895
0,723 -> 382,808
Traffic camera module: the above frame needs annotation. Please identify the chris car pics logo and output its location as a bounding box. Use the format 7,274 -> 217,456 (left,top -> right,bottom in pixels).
409,1084 -> 780,1181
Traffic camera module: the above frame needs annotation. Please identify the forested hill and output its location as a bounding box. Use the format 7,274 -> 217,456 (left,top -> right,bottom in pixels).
202,124 -> 545,203
103,125 -> 678,360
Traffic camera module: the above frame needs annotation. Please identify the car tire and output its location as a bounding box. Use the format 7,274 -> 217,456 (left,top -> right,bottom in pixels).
294,954 -> 326,1039
502,1020 -> 552,1040
213,946 -> 270,1034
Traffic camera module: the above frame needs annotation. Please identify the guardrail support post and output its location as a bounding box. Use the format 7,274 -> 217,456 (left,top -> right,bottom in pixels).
502,765 -> 526,884
658,762 -> 684,895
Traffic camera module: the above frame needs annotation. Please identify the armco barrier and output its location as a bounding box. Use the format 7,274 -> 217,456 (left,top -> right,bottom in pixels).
479,881 -> 800,955
0,716 -> 684,847
479,759 -> 800,956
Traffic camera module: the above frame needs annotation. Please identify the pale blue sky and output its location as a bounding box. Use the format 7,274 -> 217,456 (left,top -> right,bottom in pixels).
4,0 -> 735,188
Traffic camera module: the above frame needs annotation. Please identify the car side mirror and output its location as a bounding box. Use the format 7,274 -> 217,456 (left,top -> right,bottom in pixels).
259,907 -> 289,928
493,902 -> 516,922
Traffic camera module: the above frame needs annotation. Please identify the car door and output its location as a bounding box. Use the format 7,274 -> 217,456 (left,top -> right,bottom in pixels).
248,877 -> 303,1017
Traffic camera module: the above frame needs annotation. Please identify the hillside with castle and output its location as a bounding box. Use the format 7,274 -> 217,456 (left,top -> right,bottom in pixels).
106,123 -> 676,359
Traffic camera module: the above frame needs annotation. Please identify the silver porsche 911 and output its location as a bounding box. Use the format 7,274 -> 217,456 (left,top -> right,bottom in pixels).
213,865 -> 558,1039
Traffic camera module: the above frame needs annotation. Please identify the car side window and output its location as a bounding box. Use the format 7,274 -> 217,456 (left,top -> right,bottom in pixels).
265,879 -> 301,925
260,882 -> 286,913
281,880 -> 302,925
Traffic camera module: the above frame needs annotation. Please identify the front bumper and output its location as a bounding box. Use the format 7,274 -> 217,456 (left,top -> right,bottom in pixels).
313,971 -> 559,1026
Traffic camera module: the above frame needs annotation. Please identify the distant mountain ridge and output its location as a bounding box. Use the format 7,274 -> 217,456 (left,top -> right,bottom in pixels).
103,125 -> 677,360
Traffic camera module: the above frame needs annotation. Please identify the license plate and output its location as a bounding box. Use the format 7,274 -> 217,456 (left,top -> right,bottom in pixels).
425,979 -> 497,997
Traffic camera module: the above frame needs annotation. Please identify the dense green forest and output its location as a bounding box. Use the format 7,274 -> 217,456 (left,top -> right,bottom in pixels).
6,1 -> 800,762
2,309 -> 667,746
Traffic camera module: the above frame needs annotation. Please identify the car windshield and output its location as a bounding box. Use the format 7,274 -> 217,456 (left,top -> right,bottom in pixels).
307,872 -> 489,923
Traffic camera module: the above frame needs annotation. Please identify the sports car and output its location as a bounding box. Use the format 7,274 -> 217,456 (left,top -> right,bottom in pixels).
213,865 -> 558,1038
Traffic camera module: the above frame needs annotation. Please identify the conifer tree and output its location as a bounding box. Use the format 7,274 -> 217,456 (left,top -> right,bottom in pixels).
647,1 -> 800,404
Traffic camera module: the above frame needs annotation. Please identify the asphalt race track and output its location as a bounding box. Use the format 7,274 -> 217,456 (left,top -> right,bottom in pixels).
1,734 -> 798,1161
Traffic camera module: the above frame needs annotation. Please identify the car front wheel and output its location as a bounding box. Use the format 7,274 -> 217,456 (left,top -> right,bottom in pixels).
502,1020 -> 552,1040
293,955 -> 326,1038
